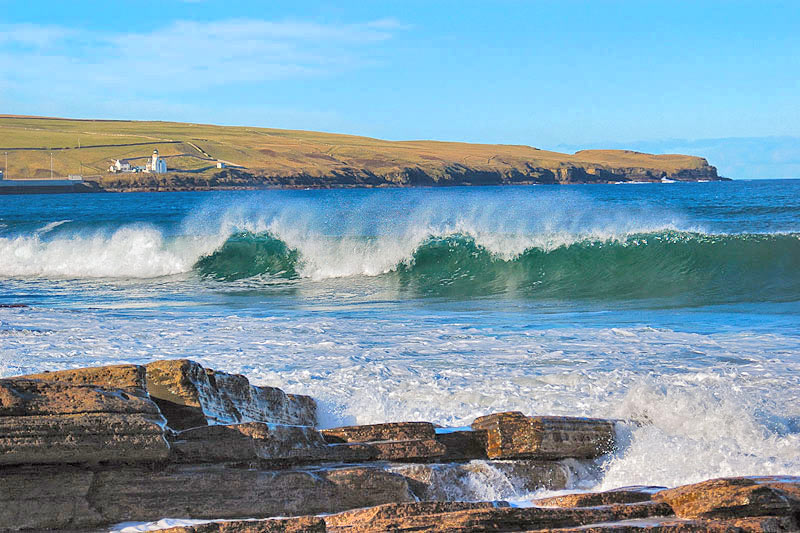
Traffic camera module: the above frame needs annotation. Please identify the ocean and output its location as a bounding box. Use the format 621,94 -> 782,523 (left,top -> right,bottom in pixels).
1,180 -> 799,498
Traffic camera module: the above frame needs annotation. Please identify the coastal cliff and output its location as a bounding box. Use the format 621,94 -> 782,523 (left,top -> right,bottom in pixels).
0,116 -> 725,193
103,159 -> 722,192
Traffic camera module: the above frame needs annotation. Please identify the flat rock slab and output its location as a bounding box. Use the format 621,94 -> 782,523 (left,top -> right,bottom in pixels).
0,412 -> 169,465
0,378 -> 161,417
0,464 -> 100,531
471,412 -> 616,459
532,486 -> 665,508
171,422 -> 376,465
391,460 -> 571,500
17,364 -> 147,393
325,501 -> 507,529
321,422 -> 447,462
322,421 -> 436,443
145,360 -> 316,431
524,515 -> 800,532
158,516 -> 327,533
368,438 -> 447,462
0,464 -> 414,531
324,500 -> 673,532
91,465 -> 414,526
653,476 -> 800,519
0,379 -> 168,465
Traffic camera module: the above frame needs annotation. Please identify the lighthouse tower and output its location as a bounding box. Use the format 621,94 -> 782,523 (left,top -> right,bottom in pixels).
148,149 -> 167,173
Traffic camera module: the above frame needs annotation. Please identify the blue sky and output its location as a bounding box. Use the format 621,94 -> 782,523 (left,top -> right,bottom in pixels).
2,0 -> 799,177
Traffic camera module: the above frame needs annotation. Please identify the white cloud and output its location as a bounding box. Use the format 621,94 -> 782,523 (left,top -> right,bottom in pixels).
0,18 -> 403,91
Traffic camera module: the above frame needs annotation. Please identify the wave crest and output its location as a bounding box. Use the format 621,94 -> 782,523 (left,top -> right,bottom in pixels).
2,216 -> 798,304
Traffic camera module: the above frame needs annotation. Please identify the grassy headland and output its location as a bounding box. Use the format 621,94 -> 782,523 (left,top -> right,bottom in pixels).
0,115 -> 723,191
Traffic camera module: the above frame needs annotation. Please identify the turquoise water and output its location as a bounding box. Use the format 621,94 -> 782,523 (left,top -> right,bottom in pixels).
1,180 -> 799,492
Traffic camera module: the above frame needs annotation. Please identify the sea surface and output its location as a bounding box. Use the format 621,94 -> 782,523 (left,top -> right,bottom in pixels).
1,180 -> 799,500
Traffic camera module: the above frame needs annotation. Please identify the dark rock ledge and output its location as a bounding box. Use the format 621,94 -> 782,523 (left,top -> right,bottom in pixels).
0,360 -> 797,532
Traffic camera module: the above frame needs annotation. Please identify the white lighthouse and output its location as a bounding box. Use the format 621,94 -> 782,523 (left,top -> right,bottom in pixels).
146,149 -> 167,173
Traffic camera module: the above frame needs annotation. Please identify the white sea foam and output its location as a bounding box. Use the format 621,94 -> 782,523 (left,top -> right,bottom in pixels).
2,304 -> 798,492
110,518 -> 214,532
0,227 -> 218,278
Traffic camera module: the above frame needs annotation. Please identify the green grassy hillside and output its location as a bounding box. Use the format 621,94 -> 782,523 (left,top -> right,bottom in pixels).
0,115 -> 721,190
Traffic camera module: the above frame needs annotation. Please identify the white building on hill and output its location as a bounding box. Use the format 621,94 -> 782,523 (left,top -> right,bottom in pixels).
146,149 -> 167,173
109,159 -> 133,173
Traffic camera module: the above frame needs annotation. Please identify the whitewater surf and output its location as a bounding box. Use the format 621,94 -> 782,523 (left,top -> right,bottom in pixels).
1,181 -> 799,497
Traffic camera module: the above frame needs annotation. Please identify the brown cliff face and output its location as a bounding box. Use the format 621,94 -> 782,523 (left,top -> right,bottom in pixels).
100,160 -> 723,192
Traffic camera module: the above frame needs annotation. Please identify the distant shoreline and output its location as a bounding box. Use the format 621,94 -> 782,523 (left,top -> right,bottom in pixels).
0,115 -> 726,193
0,176 -> 731,195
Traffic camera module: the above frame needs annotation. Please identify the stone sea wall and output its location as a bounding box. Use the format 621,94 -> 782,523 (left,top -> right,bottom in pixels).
1,360 -> 797,531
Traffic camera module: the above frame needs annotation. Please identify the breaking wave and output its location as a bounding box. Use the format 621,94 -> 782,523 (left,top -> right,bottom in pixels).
3,222 -> 797,304
195,230 -> 800,303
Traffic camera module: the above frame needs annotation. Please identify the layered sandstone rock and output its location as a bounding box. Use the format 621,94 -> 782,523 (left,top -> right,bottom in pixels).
15,360 -> 318,432
170,422 -> 377,465
0,378 -> 168,465
144,359 -> 317,430
434,428 -> 489,461
0,464 -> 414,530
159,516 -> 327,533
0,465 -> 100,530
322,421 -> 447,462
532,485 -> 665,507
322,421 -> 436,442
3,360 -> 797,533
322,500 -> 674,532
90,465 -> 414,524
471,411 -> 616,459
653,476 -> 800,519
18,363 -> 147,393
525,515 -> 799,532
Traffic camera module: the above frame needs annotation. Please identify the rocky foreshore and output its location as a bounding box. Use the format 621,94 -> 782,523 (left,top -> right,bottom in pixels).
1,360 -> 797,532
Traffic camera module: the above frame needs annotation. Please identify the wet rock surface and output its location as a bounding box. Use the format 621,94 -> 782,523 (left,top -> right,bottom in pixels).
158,516 -> 327,533
1,360 -> 798,532
0,378 -> 168,465
18,364 -> 148,393
91,465 -> 414,524
472,411 -> 616,460
322,421 -> 437,443
653,476 -> 800,519
145,359 -> 317,430
169,421 -> 331,464
532,485 -> 665,507
435,428 -> 489,461
321,500 -> 674,532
